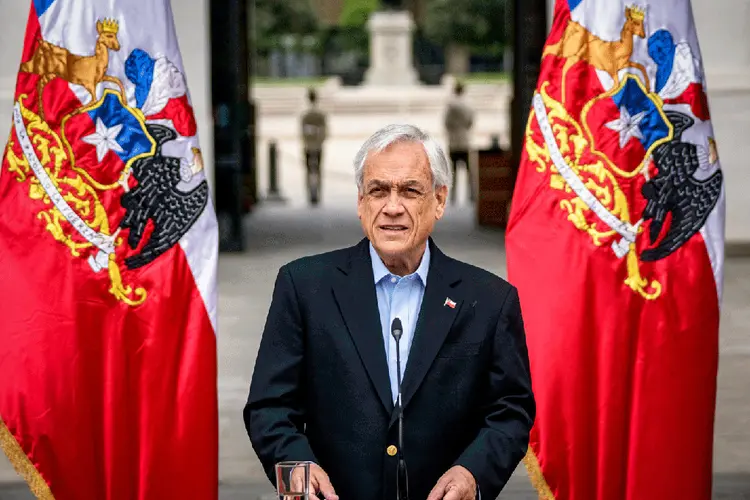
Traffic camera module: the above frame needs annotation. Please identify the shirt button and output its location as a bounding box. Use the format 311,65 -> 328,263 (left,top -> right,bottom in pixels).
387,445 -> 398,456
390,277 -> 397,283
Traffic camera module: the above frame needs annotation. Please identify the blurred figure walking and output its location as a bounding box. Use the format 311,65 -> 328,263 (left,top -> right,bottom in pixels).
301,88 -> 327,205
444,81 -> 475,204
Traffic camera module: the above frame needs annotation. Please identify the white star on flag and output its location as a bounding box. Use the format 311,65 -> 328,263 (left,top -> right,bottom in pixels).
82,118 -> 125,162
605,106 -> 646,149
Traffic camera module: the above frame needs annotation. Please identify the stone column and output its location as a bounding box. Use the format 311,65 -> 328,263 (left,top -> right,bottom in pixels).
363,10 -> 420,86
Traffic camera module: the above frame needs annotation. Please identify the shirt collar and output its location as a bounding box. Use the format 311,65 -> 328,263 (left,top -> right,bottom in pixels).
369,242 -> 430,285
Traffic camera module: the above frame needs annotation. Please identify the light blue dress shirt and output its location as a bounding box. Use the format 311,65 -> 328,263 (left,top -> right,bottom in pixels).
369,242 -> 430,404
370,243 -> 481,499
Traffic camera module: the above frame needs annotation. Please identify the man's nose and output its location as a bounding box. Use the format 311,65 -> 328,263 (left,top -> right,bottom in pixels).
382,190 -> 405,215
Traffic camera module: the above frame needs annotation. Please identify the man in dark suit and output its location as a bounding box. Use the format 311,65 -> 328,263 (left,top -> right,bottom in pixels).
245,124 -> 535,500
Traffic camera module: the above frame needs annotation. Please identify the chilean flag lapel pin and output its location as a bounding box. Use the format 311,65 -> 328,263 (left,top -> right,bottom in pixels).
444,297 -> 456,309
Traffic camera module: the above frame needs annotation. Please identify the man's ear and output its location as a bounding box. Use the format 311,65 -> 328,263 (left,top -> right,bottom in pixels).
357,191 -> 364,220
435,185 -> 448,220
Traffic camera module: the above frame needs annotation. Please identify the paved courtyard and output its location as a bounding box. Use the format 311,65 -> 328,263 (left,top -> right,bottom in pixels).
1,159 -> 749,499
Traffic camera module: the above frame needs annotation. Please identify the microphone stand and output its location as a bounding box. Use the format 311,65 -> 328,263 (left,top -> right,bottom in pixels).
391,318 -> 409,500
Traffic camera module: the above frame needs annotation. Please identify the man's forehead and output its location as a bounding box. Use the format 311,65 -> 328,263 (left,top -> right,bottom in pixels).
368,141 -> 427,161
363,168 -> 431,185
364,147 -> 431,180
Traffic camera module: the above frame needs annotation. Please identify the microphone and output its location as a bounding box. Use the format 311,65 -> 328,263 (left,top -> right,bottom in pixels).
391,318 -> 409,500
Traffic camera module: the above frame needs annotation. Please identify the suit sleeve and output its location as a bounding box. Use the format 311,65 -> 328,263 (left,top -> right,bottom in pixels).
244,265 -> 318,483
454,285 -> 536,498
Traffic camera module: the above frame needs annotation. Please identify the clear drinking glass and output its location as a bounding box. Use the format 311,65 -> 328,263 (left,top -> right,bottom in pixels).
275,461 -> 311,500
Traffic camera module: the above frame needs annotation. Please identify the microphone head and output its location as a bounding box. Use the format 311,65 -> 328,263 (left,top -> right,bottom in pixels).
391,317 -> 403,340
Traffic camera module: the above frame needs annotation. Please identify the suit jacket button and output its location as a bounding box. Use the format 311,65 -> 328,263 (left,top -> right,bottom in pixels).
386,445 -> 398,456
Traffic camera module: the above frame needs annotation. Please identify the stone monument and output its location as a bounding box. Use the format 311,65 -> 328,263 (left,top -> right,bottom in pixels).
363,4 -> 419,86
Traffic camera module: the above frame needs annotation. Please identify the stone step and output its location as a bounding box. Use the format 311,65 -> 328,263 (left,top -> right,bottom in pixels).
253,79 -> 511,116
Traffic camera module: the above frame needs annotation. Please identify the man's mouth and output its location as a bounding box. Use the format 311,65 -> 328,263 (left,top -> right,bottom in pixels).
379,225 -> 408,232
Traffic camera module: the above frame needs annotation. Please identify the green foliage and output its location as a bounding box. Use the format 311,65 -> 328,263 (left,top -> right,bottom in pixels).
253,0 -> 320,54
339,0 -> 380,28
423,0 -> 508,54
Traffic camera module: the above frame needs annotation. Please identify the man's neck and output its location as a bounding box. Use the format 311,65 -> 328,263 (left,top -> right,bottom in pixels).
380,244 -> 427,277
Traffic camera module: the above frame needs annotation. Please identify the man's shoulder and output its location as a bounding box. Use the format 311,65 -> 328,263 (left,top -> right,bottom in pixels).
443,253 -> 514,296
280,243 -> 359,280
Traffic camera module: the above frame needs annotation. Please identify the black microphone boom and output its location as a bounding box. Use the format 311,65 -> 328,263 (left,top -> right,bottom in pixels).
390,318 -> 409,500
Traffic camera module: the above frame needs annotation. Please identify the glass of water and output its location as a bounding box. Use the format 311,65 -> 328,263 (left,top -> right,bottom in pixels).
275,461 -> 311,499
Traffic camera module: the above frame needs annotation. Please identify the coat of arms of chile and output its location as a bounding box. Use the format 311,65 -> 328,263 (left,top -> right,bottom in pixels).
4,18 -> 209,306
525,5 -> 723,300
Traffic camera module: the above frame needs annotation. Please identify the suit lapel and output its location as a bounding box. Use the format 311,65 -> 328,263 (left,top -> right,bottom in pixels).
394,241 -> 462,422
332,239 -> 394,414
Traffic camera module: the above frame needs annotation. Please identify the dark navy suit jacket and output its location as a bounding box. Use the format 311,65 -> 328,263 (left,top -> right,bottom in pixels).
245,238 -> 535,500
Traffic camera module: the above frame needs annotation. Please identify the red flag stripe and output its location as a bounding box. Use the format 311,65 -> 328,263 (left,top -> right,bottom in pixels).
0,4 -> 55,495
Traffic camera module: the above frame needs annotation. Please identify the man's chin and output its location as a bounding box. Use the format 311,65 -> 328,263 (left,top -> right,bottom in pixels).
372,238 -> 409,257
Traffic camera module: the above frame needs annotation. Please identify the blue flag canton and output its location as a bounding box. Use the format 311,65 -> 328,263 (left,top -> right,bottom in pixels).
85,93 -> 153,164
611,77 -> 671,150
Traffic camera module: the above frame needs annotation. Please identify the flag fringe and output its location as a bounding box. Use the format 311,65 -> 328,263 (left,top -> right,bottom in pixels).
0,416 -> 55,499
523,447 -> 556,500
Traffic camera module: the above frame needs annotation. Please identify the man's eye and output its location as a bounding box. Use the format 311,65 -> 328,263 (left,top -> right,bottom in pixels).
369,188 -> 385,196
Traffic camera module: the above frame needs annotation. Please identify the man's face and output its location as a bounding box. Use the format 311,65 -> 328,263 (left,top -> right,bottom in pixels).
357,141 -> 447,269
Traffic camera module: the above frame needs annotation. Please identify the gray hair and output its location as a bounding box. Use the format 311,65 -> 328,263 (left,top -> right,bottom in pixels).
353,124 -> 452,192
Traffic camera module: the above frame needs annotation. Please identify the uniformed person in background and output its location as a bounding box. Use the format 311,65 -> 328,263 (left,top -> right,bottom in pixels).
301,88 -> 327,205
444,82 -> 475,204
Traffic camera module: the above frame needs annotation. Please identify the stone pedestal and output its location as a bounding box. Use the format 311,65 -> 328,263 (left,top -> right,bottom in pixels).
363,10 -> 419,86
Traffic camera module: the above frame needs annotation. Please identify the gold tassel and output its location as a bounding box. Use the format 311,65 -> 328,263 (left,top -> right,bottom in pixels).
523,447 -> 557,500
0,416 -> 55,499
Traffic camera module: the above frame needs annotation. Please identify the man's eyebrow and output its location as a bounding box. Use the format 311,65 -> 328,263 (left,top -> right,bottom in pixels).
365,180 -> 391,189
365,179 -> 428,190
401,180 -> 425,188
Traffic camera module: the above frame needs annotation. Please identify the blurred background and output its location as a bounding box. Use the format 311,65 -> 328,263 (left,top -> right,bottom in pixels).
0,0 -> 749,498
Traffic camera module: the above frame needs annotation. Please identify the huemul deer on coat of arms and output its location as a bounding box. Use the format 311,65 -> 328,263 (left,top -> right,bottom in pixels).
19,18 -> 126,121
544,5 -> 650,100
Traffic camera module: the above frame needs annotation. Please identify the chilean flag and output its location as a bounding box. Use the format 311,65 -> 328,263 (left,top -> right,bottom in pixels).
507,1 -> 725,499
0,1 -> 218,499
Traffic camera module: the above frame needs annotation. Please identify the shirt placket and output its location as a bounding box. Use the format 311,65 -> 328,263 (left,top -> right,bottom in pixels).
389,276 -> 411,399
